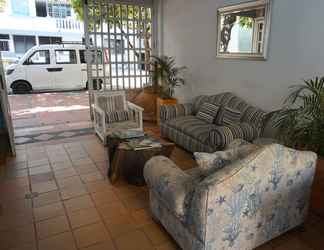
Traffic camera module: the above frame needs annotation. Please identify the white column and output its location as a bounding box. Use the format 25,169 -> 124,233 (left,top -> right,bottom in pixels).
8,34 -> 15,53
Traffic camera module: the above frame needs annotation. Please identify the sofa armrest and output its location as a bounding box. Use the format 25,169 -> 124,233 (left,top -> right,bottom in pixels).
160,103 -> 193,123
144,156 -> 193,219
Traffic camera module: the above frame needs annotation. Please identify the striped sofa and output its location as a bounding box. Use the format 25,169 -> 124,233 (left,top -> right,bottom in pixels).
160,92 -> 266,153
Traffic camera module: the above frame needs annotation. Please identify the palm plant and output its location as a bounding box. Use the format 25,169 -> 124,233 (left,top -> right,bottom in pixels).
266,77 -> 324,156
150,56 -> 186,99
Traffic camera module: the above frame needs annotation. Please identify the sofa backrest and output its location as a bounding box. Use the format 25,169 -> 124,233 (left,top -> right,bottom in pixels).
188,144 -> 317,247
192,92 -> 266,126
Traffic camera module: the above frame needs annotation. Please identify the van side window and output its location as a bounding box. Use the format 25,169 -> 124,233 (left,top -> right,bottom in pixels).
79,50 -> 86,64
55,50 -> 77,64
27,50 -> 50,65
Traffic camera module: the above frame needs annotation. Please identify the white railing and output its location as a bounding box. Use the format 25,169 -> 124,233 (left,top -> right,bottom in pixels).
55,18 -> 82,31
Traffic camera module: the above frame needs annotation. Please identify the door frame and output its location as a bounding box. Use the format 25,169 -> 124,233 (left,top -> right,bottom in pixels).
0,53 -> 16,156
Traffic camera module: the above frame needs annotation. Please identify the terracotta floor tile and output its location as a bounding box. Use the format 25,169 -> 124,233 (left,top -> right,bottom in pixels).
0,224 -> 36,249
80,171 -> 104,183
97,201 -> 128,220
38,231 -> 77,250
33,202 -> 65,221
33,190 -> 61,208
142,222 -> 171,246
72,158 -> 94,167
74,164 -> 99,175
121,193 -> 149,211
0,210 -> 34,230
64,195 -> 94,213
73,222 -> 111,248
155,241 -> 179,250
32,181 -> 58,194
51,161 -> 73,171
104,215 -> 138,238
36,215 -> 70,239
1,197 -> 32,215
30,172 -> 55,185
273,236 -> 313,250
10,242 -> 37,250
29,165 -> 52,175
60,184 -> 88,200
131,208 -> 153,227
85,180 -> 113,193
68,207 -> 101,229
113,230 -> 153,250
5,168 -> 28,178
80,240 -> 116,250
57,176 -> 83,189
91,189 -> 118,207
28,159 -> 50,168
54,167 -> 78,180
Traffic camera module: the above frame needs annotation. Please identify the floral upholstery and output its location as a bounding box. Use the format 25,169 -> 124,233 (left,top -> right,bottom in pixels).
144,144 -> 317,250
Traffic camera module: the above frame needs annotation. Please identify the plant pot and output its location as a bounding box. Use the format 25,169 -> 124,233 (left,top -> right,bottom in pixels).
127,88 -> 158,122
310,157 -> 324,218
156,97 -> 178,125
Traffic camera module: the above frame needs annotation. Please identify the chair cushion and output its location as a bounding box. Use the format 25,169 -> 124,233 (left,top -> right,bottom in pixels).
165,116 -> 217,144
196,103 -> 220,124
215,106 -> 242,126
194,144 -> 259,174
106,110 -> 133,124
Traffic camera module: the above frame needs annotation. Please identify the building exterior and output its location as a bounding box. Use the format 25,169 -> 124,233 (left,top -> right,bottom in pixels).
0,0 -> 83,58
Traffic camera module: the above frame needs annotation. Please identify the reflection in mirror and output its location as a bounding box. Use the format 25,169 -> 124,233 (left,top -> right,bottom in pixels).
217,0 -> 272,60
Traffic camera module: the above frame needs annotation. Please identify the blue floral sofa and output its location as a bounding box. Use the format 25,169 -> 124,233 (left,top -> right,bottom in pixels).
144,142 -> 317,250
160,92 -> 266,153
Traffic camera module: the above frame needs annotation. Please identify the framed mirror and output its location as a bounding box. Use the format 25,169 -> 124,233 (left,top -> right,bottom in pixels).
216,0 -> 272,60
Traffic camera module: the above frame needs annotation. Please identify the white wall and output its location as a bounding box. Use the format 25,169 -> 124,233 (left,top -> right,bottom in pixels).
162,0 -> 324,111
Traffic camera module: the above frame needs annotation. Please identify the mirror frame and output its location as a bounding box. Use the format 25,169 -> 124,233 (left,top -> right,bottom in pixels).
216,0 -> 272,61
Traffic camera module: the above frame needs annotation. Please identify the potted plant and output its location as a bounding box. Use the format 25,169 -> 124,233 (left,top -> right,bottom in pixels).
266,76 -> 324,217
150,55 -> 187,124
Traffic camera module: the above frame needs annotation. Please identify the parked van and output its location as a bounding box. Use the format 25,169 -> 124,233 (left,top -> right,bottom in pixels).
5,44 -> 106,94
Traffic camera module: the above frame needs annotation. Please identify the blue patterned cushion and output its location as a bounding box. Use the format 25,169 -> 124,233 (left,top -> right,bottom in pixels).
106,110 -> 133,123
216,106 -> 242,125
196,103 -> 220,124
194,144 -> 259,174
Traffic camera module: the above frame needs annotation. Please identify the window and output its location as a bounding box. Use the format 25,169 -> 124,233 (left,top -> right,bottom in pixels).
35,0 -> 47,17
27,50 -> 50,65
39,36 -> 62,45
13,35 -> 36,54
79,49 -> 103,64
87,1 -> 154,90
55,50 -> 77,64
48,2 -> 71,18
0,41 -> 9,51
11,0 -> 29,16
0,34 -> 9,40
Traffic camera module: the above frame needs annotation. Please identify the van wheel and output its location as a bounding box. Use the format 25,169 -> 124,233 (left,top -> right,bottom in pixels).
12,81 -> 32,94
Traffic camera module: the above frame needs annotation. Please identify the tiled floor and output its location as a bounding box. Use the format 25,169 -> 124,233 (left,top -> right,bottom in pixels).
8,91 -> 92,143
0,133 -> 324,250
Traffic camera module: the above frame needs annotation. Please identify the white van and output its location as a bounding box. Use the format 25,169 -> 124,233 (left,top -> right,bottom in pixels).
5,44 -> 105,94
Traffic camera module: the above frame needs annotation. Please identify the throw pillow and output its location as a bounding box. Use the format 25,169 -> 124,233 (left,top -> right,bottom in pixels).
106,110 -> 133,124
215,106 -> 242,126
194,144 -> 259,174
196,103 -> 220,124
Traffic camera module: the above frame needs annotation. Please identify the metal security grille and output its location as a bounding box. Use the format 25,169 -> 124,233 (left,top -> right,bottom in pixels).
84,0 -> 155,91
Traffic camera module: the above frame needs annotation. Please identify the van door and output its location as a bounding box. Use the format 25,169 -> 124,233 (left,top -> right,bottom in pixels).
24,49 -> 54,90
53,49 -> 83,90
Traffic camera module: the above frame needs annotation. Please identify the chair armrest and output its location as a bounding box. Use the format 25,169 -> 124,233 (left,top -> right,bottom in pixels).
127,101 -> 144,112
92,104 -> 106,128
144,156 -> 193,218
160,103 -> 193,123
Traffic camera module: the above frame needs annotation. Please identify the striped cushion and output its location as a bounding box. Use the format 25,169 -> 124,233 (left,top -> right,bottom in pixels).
106,110 -> 133,124
196,103 -> 220,124
216,106 -> 242,126
160,104 -> 193,122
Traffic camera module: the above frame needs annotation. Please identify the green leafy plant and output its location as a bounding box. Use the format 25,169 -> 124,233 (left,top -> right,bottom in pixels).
150,56 -> 186,99
266,77 -> 324,156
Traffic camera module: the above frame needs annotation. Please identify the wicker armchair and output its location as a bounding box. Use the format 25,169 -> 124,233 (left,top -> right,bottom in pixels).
92,91 -> 144,144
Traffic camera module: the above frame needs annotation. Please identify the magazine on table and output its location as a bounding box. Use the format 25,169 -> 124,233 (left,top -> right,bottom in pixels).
112,130 -> 145,140
126,136 -> 162,150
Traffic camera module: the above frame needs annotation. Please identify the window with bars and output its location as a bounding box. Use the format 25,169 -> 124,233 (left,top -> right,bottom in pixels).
85,0 -> 154,91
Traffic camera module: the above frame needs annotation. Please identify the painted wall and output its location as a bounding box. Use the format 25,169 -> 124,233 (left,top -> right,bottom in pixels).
162,0 -> 324,111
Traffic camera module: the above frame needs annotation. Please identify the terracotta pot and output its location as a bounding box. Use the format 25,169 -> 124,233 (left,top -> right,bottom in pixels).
127,88 -> 158,122
310,157 -> 324,218
156,97 -> 178,125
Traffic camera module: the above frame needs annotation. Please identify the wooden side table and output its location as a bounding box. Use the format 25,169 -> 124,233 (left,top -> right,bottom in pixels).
107,135 -> 175,186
